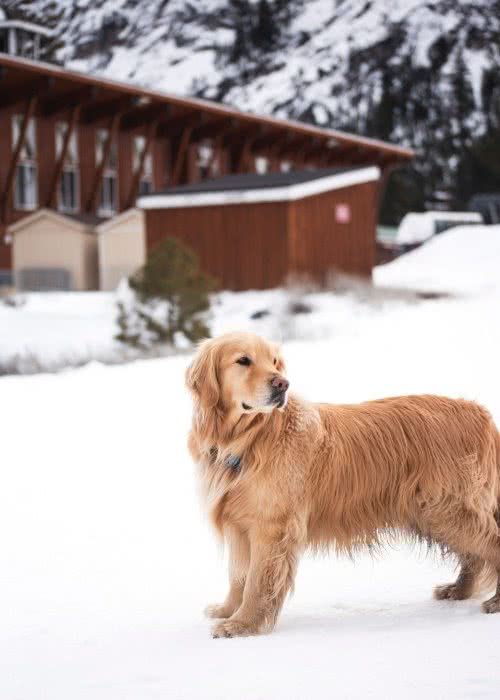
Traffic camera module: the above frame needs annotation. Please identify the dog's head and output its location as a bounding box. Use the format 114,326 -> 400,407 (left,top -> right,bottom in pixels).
186,332 -> 288,415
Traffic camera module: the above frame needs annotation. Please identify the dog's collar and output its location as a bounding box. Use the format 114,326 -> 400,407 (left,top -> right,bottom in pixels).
209,446 -> 242,473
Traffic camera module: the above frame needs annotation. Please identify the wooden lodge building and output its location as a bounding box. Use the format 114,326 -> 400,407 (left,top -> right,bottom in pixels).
0,46 -> 414,291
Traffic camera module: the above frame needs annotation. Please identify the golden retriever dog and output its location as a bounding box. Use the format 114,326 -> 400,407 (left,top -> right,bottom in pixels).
186,331 -> 500,638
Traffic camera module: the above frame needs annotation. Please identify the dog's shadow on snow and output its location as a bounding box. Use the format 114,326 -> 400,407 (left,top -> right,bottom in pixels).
277,598 -> 489,637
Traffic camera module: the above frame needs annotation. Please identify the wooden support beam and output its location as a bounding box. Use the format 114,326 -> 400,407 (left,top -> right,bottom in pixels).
325,146 -> 368,166
226,126 -> 264,173
302,141 -> 333,165
41,86 -> 98,117
220,123 -> 264,149
266,137 -> 292,172
1,95 -> 38,222
45,104 -> 81,208
169,125 -> 193,186
251,129 -> 288,153
126,120 -> 158,208
0,77 -> 52,110
191,117 -> 235,142
283,138 -> 318,167
121,103 -> 169,131
206,129 -> 225,176
85,113 -> 121,212
81,96 -> 138,124
276,136 -> 310,160
156,112 -> 203,138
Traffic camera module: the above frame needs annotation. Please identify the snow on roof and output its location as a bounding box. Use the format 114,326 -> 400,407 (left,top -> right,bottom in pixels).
375,224 -> 500,295
138,166 -> 380,209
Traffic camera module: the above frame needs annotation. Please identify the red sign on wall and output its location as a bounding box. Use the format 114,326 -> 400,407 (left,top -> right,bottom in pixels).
335,203 -> 351,223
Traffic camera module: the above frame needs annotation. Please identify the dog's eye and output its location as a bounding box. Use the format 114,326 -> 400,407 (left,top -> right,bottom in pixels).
273,358 -> 277,366
236,356 -> 251,366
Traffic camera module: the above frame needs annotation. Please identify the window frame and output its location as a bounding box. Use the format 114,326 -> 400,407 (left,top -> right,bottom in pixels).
133,134 -> 154,196
55,121 -> 80,214
96,128 -> 119,217
12,114 -> 38,211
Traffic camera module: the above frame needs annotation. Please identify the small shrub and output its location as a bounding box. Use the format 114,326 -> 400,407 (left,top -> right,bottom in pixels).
115,237 -> 216,350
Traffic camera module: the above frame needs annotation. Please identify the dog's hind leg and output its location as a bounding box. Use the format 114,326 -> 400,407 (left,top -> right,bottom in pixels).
480,538 -> 500,613
434,554 -> 484,601
482,576 -> 500,613
205,526 -> 250,620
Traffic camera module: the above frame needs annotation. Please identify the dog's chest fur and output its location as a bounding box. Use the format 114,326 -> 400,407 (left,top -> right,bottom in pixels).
194,397 -> 321,533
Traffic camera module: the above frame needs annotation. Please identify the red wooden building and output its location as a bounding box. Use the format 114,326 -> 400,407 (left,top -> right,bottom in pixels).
140,167 -> 380,289
0,52 -> 414,287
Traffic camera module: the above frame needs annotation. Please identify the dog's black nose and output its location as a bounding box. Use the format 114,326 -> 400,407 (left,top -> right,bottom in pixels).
271,375 -> 289,392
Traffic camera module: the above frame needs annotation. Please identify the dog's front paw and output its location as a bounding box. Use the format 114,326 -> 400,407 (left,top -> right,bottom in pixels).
482,596 -> 500,614
211,618 -> 259,638
204,603 -> 233,619
434,583 -> 471,601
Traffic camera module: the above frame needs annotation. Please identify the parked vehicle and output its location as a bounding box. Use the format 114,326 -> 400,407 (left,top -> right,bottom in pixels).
468,194 -> 500,225
395,211 -> 483,246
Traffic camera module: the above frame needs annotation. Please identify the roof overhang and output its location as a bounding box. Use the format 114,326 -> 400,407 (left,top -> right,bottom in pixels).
138,167 -> 380,210
0,53 -> 415,163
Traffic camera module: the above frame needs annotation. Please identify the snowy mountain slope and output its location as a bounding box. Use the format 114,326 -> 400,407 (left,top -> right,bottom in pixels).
6,0 -> 500,209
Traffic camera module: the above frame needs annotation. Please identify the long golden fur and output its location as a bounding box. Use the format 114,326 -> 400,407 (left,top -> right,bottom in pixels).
186,331 -> 500,638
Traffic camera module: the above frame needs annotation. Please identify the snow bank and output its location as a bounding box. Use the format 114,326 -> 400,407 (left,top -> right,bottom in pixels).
0,286 -> 401,373
375,224 -> 500,294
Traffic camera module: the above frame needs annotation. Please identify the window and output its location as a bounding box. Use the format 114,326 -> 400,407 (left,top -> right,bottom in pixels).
196,142 -> 215,180
96,128 -> 118,216
255,156 -> 269,174
56,122 -> 79,213
13,115 -> 37,210
133,135 -> 153,196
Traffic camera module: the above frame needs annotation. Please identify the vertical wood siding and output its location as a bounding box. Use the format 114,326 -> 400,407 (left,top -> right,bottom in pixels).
146,202 -> 290,290
289,182 -> 377,281
145,182 -> 377,291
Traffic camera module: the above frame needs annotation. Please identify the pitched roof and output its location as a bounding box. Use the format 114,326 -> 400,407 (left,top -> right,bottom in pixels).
7,208 -> 98,234
156,167 -> 364,194
95,208 -> 143,234
138,166 -> 380,209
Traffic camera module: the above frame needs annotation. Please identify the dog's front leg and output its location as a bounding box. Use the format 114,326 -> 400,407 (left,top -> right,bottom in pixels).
205,526 -> 250,619
212,521 -> 302,638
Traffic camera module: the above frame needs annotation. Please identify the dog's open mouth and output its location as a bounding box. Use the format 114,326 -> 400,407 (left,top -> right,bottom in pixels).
270,391 -> 287,408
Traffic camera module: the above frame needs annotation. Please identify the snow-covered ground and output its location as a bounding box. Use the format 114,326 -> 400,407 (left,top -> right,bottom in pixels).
2,225 -> 500,698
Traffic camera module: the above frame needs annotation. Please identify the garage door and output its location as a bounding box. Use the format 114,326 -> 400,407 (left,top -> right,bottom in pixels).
17,268 -> 72,291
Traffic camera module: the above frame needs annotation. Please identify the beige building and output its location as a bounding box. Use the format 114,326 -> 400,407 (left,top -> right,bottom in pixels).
8,208 -> 145,292
96,209 -> 145,291
9,209 -> 99,291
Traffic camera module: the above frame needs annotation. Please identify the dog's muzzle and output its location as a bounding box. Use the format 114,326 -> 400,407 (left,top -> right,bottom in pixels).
268,375 -> 289,407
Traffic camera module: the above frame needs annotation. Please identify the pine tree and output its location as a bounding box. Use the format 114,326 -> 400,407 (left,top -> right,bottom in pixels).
251,0 -> 280,52
116,237 -> 216,349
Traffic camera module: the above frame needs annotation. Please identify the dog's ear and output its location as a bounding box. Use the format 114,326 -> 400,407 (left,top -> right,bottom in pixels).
186,339 -> 220,409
